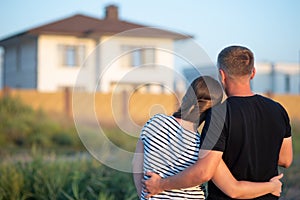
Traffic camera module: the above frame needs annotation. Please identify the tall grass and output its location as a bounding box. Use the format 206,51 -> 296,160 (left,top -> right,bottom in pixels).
0,96 -> 82,152
0,96 -> 138,153
278,120 -> 300,199
0,150 -> 137,200
0,96 -> 138,199
1,96 -> 299,199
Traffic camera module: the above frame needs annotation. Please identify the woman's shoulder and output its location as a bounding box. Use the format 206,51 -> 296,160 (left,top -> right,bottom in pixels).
144,113 -> 177,129
146,113 -> 171,123
141,114 -> 174,138
152,113 -> 170,120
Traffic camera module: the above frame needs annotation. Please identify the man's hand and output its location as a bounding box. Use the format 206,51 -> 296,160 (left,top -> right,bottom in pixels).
143,171 -> 163,198
269,173 -> 283,197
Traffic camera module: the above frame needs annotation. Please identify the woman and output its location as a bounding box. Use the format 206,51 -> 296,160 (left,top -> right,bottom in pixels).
132,76 -> 282,199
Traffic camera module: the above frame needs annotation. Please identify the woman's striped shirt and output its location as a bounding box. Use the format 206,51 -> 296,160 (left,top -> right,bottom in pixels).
140,114 -> 206,199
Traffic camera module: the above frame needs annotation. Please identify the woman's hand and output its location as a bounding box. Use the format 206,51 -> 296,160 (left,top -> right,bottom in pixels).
269,173 -> 283,197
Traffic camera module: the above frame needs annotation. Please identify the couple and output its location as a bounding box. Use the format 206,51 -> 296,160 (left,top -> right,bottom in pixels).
132,45 -> 293,199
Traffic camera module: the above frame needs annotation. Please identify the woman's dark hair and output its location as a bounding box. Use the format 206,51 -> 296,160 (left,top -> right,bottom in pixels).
173,76 -> 223,125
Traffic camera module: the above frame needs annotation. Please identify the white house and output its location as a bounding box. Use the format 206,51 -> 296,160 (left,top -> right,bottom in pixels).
0,5 -> 190,93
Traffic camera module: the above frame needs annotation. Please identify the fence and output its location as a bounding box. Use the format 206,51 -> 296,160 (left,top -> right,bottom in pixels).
1,88 -> 300,125
0,88 -> 179,126
272,95 -> 300,122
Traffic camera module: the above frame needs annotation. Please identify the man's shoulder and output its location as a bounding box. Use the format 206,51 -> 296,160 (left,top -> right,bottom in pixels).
225,94 -> 281,106
255,94 -> 287,111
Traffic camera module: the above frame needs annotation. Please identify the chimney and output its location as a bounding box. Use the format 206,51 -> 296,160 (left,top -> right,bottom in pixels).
105,5 -> 119,20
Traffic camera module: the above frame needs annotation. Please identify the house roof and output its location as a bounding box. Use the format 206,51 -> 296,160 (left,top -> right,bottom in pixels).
0,6 -> 192,43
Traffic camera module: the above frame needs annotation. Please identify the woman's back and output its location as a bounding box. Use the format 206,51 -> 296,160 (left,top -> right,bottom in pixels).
141,114 -> 206,199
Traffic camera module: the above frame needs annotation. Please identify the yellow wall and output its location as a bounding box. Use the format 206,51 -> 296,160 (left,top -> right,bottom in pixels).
6,89 -> 65,113
1,89 -> 179,126
272,95 -> 300,122
1,89 -> 299,125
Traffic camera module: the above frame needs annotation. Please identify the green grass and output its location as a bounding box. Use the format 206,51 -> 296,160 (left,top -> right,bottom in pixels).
0,96 -> 83,151
0,96 -> 299,199
0,96 -> 139,199
102,127 -> 138,152
278,120 -> 300,199
0,150 -> 137,200
291,120 -> 300,155
0,96 -> 138,154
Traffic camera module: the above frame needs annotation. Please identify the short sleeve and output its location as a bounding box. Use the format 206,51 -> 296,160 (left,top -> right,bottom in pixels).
279,103 -> 292,138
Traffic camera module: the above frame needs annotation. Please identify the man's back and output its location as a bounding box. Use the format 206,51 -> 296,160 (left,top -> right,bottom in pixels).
207,94 -> 291,200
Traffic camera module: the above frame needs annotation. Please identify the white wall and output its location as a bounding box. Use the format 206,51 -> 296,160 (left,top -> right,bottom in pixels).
99,36 -> 175,93
37,35 -> 96,92
1,34 -> 181,93
36,34 -> 177,93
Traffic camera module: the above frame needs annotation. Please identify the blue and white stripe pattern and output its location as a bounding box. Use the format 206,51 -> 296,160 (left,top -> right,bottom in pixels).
141,114 -> 206,199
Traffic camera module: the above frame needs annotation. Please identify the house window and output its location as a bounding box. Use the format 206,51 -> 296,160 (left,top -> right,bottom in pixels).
284,74 -> 290,93
132,49 -> 142,67
66,46 -> 76,66
121,46 -> 155,67
58,45 -> 86,67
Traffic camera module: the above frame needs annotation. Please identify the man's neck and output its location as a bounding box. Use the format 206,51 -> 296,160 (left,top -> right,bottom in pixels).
225,81 -> 254,97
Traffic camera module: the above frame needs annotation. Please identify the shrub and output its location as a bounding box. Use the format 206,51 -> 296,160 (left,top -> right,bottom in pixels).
51,132 -> 74,146
0,163 -> 26,200
0,96 -> 81,150
0,152 -> 137,200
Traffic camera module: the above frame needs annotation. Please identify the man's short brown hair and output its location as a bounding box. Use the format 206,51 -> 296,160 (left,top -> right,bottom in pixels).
217,46 -> 254,77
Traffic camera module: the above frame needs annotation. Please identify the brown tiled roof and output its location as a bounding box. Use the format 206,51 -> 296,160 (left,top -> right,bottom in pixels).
0,14 -> 192,42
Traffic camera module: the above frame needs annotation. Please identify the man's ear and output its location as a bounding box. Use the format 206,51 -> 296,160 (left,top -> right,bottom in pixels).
250,68 -> 256,80
219,69 -> 226,85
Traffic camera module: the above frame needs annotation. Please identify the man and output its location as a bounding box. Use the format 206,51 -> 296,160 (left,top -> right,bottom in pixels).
144,45 -> 293,199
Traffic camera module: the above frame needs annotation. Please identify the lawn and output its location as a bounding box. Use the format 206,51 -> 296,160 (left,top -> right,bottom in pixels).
0,96 -> 299,199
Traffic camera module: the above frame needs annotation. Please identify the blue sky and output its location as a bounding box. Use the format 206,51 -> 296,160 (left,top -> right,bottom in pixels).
0,0 -> 299,63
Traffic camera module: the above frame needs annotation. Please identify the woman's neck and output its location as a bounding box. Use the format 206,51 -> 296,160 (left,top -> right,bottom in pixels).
175,118 -> 196,132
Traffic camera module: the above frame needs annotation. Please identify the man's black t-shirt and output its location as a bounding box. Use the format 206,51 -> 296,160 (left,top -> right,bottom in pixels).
201,94 -> 291,200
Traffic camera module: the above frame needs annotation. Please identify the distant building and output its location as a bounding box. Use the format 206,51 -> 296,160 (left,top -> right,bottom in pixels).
0,48 -> 3,89
254,62 -> 300,94
182,65 -> 218,86
182,62 -> 300,94
0,5 -> 190,93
